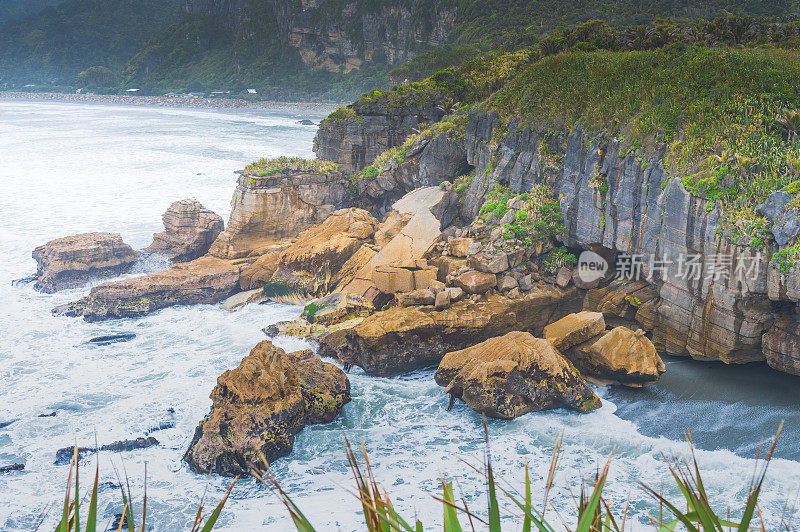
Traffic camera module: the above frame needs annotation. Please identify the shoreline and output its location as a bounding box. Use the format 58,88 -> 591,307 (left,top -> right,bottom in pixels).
0,91 -> 340,112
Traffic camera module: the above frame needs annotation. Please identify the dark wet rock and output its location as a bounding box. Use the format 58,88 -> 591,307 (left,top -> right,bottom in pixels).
86,333 -> 136,345
0,420 -> 17,429
32,232 -> 137,293
53,256 -> 239,321
297,119 -> 315,125
11,275 -> 36,287
55,437 -> 159,465
183,341 -> 349,476
38,411 -> 57,418
0,463 -> 24,473
319,287 -> 581,377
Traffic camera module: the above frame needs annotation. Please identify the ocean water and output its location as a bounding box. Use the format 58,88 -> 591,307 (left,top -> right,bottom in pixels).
1,99 -> 799,531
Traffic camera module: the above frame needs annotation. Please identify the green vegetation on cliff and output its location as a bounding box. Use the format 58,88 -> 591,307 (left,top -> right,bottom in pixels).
0,0 -> 180,85
245,156 -> 344,177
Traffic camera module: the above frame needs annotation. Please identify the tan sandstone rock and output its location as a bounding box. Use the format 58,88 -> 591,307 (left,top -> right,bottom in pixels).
146,199 -> 224,262
267,208 -> 378,297
209,169 -> 348,259
183,341 -> 350,476
53,255 -> 239,321
569,327 -> 666,386
32,232 -> 137,293
319,285 -> 582,376
544,311 -> 606,350
434,331 -> 601,418
454,270 -> 497,294
238,244 -> 291,290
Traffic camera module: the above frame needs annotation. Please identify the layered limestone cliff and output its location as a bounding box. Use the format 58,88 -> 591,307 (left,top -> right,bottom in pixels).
461,110 -> 800,374
128,0 -> 456,94
314,96 -> 446,173
209,166 -> 350,259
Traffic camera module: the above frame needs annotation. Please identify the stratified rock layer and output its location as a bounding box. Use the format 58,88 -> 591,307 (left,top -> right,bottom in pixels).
32,232 -> 137,293
435,331 -> 602,418
146,199 -> 224,262
53,256 -> 239,321
209,170 -> 349,259
569,327 -> 666,386
319,286 -> 581,376
184,341 -> 349,476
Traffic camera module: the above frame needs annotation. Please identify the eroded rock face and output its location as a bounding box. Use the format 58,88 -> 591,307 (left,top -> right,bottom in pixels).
146,199 -> 224,262
314,99 -> 444,174
319,286 -> 582,376
238,244 -> 290,290
184,341 -> 349,476
285,349 -> 351,424
435,331 -> 601,418
209,170 -> 349,259
53,256 -> 239,321
265,292 -> 376,340
462,110 -> 787,368
269,208 -> 378,297
569,327 -> 665,386
763,314 -> 800,376
32,233 -> 137,293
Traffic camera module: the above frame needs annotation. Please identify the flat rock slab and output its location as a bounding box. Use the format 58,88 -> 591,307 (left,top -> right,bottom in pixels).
32,232 -> 137,293
54,256 -> 239,321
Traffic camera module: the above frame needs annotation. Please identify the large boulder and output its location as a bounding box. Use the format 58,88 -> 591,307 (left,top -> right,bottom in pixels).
53,256 -> 239,321
32,232 -> 137,293
568,327 -> 666,386
184,341 -> 349,476
435,331 -> 602,418
208,163 -> 349,259
268,208 -> 378,297
543,311 -> 606,350
319,286 -> 582,376
146,199 -> 224,262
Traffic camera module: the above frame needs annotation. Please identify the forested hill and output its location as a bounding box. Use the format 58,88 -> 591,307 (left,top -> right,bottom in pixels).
0,0 -> 181,85
123,0 -> 798,100
1,0 -> 797,99
0,0 -> 64,25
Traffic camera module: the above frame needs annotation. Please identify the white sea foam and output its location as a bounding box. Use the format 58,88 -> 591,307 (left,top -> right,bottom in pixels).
0,101 -> 798,531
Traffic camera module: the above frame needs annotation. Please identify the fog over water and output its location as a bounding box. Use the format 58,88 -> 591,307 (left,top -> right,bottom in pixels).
1,100 -> 798,531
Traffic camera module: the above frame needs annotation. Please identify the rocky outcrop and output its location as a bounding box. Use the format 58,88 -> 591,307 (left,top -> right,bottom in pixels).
268,208 -> 378,297
348,130 -> 470,215
342,186 -> 457,302
208,168 -> 349,259
435,331 -> 602,418
265,290 -> 376,339
183,341 -> 349,476
32,233 -> 137,293
462,110 -> 796,369
570,327 -> 666,386
53,256 -> 239,321
157,1 -> 456,86
763,314 -> 800,375
319,286 -> 582,376
238,244 -> 290,290
315,99 -> 446,174
146,199 -> 224,262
